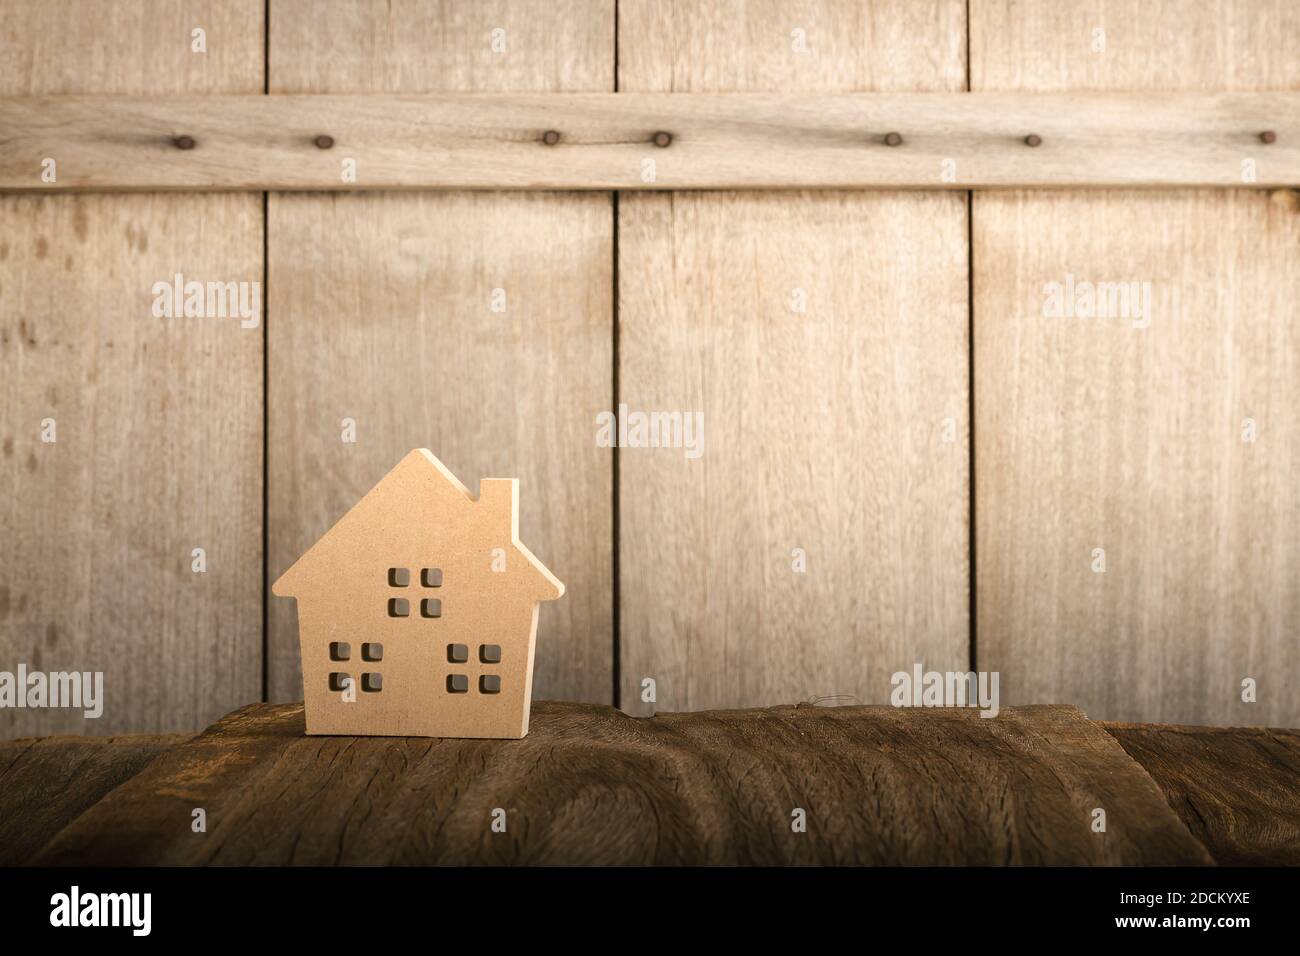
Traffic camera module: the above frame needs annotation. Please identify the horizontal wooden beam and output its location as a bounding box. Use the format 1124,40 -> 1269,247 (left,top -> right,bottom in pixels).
1,93 -> 1296,191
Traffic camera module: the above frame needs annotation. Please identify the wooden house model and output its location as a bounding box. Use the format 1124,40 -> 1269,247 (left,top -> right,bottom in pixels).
272,449 -> 564,738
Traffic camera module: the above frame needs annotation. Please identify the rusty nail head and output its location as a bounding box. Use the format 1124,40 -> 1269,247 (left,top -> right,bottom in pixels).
314,134 -> 335,149
542,130 -> 561,146
884,132 -> 903,147
653,131 -> 673,148
173,135 -> 196,150
1024,134 -> 1042,147
1260,130 -> 1277,144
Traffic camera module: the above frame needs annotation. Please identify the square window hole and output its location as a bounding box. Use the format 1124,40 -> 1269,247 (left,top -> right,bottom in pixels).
361,672 -> 382,693
479,644 -> 501,664
388,567 -> 410,587
388,597 -> 409,618
447,643 -> 468,664
329,642 -> 351,662
328,672 -> 351,692
447,674 -> 469,694
421,568 -> 443,587
480,675 -> 501,694
421,598 -> 442,618
362,642 -> 383,662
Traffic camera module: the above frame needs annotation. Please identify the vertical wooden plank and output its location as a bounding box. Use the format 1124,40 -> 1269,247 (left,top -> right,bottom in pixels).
0,0 -> 263,96
617,1 -> 969,712
620,0 -> 966,93
0,1 -> 264,736
972,0 -> 1300,725
972,0 -> 1300,93
267,1 -> 615,705
268,0 -> 611,94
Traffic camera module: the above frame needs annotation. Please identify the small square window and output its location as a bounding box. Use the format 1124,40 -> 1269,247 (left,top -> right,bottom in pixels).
361,672 -> 382,693
421,568 -> 443,587
329,642 -> 351,662
447,674 -> 469,694
479,675 -> 501,694
362,642 -> 383,662
421,598 -> 442,618
328,672 -> 351,692
447,643 -> 468,664
388,597 -> 409,618
388,567 -> 410,587
479,644 -> 501,664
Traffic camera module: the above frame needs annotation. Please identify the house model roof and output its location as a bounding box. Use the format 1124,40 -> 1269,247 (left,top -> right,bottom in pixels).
272,448 -> 564,602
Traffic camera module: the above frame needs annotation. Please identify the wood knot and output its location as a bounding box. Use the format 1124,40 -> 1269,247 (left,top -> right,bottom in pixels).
1269,189 -> 1300,213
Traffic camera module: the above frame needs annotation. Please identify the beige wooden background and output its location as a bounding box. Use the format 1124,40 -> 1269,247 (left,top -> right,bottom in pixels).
1,0 -> 1295,737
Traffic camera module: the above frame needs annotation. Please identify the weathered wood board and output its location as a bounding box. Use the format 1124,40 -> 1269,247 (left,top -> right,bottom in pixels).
268,0 -> 610,96
618,0 -> 967,93
617,192 -> 970,712
265,0 -> 615,706
0,0 -> 264,736
0,733 -> 189,865
7,92 -> 1296,190
2,0 -> 1295,739
971,0 -> 1300,93
972,0 -> 1300,725
616,0 -> 970,712
1105,722 -> 1300,866
29,702 -> 1212,866
0,0 -> 263,97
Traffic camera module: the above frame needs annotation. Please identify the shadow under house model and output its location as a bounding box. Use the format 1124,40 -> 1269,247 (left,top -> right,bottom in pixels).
272,449 -> 565,739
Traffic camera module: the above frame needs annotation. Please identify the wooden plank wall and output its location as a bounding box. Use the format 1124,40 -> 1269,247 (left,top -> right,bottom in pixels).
265,1 -> 615,705
0,1 -> 265,736
973,0 -> 1300,725
616,0 -> 970,712
3,1 -> 1296,735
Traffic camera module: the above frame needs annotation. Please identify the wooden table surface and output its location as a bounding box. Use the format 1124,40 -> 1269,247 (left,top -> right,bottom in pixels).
2,702 -> 1296,866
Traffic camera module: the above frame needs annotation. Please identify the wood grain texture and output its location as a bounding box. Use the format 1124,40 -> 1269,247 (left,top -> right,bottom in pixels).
974,192 -> 1300,725
972,0 -> 1300,725
972,0 -> 1300,93
269,0 -> 612,95
618,192 -> 969,711
265,193 -> 612,705
0,1 -> 264,736
265,1 -> 614,705
618,0 -> 967,93
0,733 -> 189,864
1105,722 -> 1300,865
616,1 -> 969,713
0,0 -> 264,96
29,702 -> 1212,866
6,92 -> 1296,191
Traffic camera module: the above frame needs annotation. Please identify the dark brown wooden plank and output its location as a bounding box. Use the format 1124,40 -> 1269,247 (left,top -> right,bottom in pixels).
0,734 -> 189,864
30,703 -> 1209,865
1105,722 -> 1300,866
